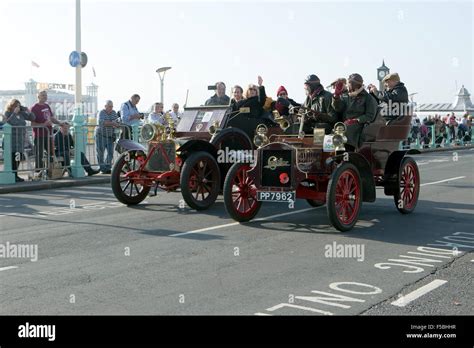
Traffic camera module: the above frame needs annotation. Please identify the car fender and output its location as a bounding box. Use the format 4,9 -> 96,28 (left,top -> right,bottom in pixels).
178,139 -> 218,161
117,139 -> 147,153
210,127 -> 253,150
384,149 -> 420,195
328,152 -> 376,203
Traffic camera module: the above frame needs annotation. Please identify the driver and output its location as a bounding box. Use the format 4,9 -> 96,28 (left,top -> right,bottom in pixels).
302,74 -> 338,134
332,73 -> 377,149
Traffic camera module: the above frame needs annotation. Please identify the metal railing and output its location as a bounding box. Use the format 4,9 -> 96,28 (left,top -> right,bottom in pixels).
0,121 -> 145,184
400,125 -> 473,150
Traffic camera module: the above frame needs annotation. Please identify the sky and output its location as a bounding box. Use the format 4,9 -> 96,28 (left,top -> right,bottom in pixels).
0,0 -> 473,112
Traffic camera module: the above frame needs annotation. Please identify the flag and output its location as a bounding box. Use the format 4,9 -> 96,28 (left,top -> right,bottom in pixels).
31,61 -> 40,68
92,66 -> 96,77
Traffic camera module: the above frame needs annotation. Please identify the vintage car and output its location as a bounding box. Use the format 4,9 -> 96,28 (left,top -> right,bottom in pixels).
110,96 -> 297,210
223,106 -> 420,231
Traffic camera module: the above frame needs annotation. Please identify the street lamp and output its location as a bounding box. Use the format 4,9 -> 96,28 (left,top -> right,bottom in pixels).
156,66 -> 172,104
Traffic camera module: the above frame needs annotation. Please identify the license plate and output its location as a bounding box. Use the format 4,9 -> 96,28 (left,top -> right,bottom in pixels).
257,191 -> 295,202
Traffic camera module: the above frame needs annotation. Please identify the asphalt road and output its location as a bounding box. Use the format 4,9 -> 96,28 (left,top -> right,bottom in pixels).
0,149 -> 473,315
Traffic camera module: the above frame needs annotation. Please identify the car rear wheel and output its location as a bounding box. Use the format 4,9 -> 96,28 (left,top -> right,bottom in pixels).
111,151 -> 150,205
393,157 -> 420,214
224,162 -> 261,222
180,151 -> 221,210
326,162 -> 362,232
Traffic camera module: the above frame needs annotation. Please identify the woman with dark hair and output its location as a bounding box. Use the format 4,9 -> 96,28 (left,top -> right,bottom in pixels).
3,99 -> 35,182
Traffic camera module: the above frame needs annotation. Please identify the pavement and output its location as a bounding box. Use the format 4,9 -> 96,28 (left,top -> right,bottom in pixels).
0,149 -> 473,315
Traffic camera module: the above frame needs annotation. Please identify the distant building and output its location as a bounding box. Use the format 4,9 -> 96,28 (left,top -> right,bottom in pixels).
0,79 -> 98,121
417,86 -> 474,116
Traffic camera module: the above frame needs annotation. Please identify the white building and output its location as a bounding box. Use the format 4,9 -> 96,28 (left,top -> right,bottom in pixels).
0,79 -> 98,121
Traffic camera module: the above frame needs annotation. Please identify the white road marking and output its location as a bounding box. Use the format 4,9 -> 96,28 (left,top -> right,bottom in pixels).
420,176 -> 466,187
390,279 -> 447,307
0,266 -> 19,272
169,207 -> 323,237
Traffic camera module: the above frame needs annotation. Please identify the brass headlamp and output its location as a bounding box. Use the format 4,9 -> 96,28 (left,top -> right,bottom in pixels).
253,123 -> 269,148
208,120 -> 221,135
332,122 -> 347,151
140,123 -> 166,142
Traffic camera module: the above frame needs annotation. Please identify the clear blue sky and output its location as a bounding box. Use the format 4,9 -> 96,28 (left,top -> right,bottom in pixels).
0,0 -> 472,111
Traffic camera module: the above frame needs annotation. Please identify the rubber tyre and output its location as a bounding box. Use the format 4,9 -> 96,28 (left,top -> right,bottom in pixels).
393,157 -> 420,214
111,151 -> 150,205
180,151 -> 221,210
326,162 -> 362,232
223,162 -> 261,222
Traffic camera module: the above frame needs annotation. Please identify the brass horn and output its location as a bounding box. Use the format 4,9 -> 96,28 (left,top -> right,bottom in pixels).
272,110 -> 290,131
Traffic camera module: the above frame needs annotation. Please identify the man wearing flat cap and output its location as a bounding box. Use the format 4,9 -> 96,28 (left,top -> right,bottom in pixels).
302,74 -> 338,134
332,73 -> 377,149
369,73 -> 409,120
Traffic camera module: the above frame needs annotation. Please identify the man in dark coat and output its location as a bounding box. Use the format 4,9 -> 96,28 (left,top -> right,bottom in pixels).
302,74 -> 339,134
369,73 -> 409,121
332,73 -> 378,149
205,82 -> 230,106
54,123 -> 98,176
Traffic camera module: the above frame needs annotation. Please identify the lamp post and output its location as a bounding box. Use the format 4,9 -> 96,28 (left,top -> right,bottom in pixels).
156,66 -> 171,104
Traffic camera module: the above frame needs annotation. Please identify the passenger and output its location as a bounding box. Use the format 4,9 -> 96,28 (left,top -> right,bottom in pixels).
274,85 -> 300,117
205,82 -> 230,106
332,73 -> 377,149
169,103 -> 182,124
3,99 -> 36,182
147,102 -> 165,125
368,72 -> 408,121
232,76 -> 266,118
230,85 -> 244,110
302,75 -> 338,134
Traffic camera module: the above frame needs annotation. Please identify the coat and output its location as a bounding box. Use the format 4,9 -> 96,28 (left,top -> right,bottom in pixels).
232,86 -> 267,118
4,110 -> 35,153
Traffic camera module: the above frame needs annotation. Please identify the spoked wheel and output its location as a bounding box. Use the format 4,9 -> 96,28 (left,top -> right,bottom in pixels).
180,151 -> 221,210
223,162 -> 261,222
111,151 -> 150,205
327,162 -> 362,232
394,157 -> 420,214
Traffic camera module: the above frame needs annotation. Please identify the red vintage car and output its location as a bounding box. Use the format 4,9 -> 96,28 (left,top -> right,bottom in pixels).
110,101 -> 292,210
223,107 -> 420,231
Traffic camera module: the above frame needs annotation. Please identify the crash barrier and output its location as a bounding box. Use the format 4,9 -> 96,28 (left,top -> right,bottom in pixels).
0,121 -> 145,184
0,125 -> 53,183
400,125 -> 473,150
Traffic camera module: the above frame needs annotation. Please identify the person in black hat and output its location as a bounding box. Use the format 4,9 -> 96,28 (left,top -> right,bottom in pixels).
332,73 -> 377,149
302,74 -> 338,134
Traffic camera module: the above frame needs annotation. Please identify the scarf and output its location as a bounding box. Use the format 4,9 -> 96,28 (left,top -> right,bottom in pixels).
348,85 -> 365,97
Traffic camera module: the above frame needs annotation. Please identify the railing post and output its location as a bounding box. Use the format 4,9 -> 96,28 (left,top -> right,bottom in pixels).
0,123 -> 16,184
430,125 -> 435,149
132,124 -> 139,142
71,112 -> 86,178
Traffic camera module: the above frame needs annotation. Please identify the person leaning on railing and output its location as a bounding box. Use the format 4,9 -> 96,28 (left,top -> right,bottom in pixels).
54,122 -> 99,177
3,99 -> 36,182
30,90 -> 65,176
95,100 -> 120,174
